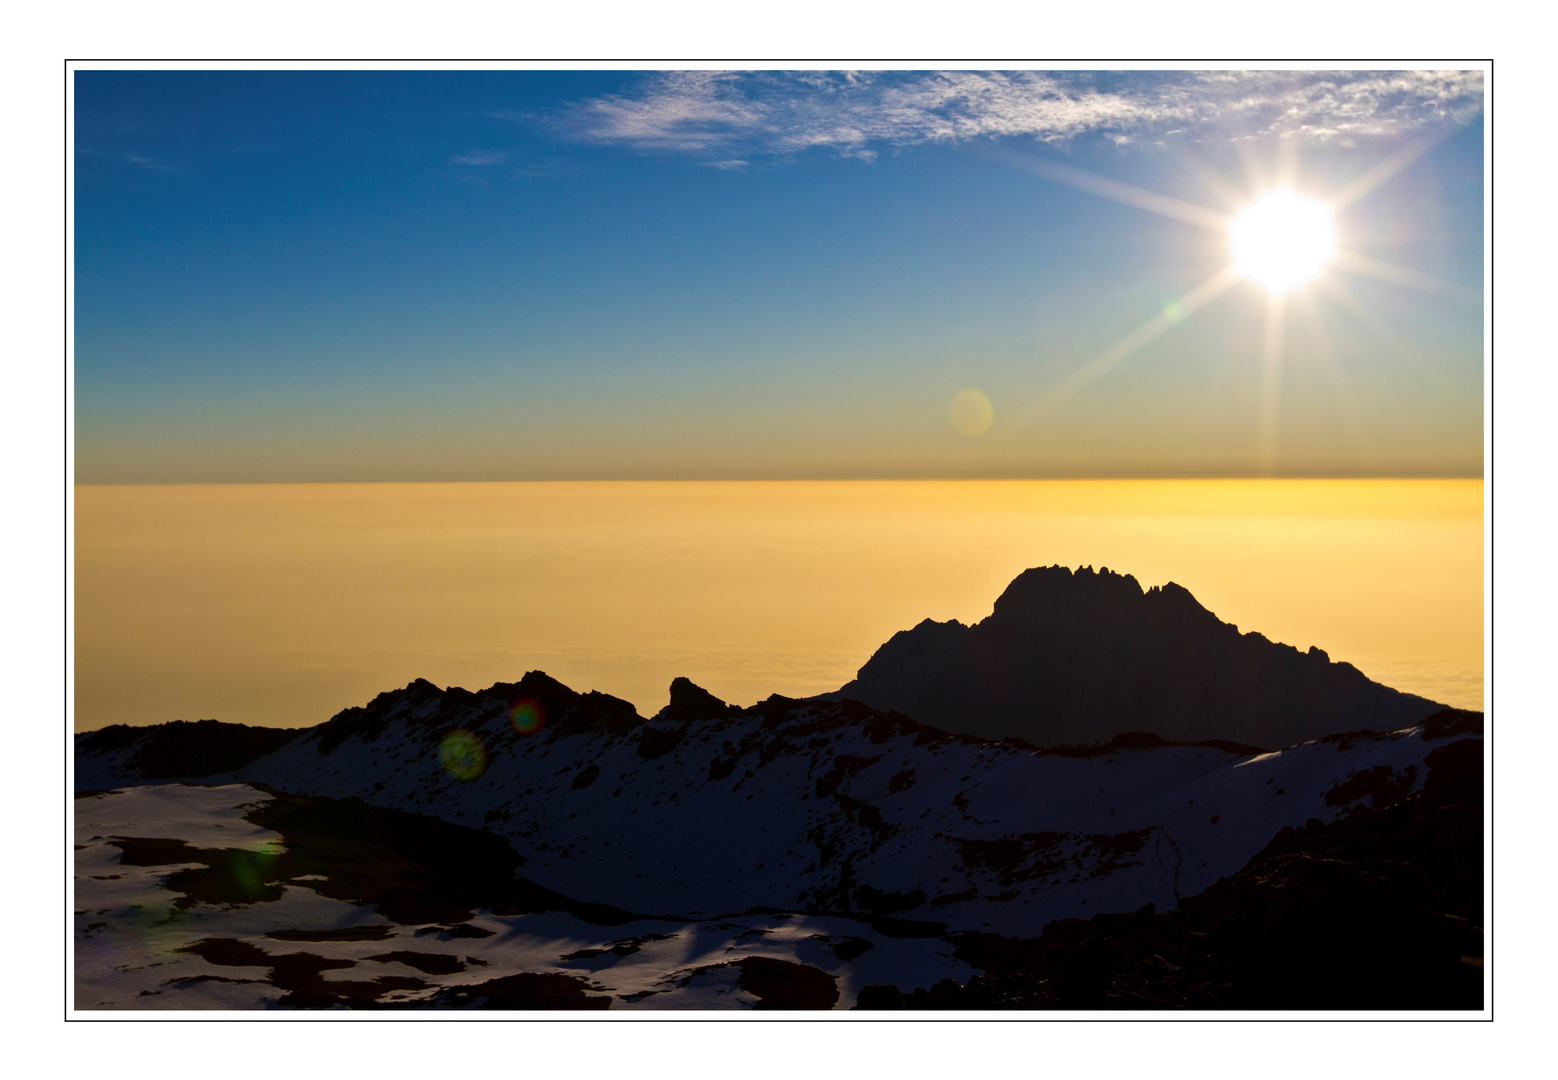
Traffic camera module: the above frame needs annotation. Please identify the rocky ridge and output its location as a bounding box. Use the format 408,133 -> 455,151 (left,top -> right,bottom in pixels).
837,564 -> 1444,747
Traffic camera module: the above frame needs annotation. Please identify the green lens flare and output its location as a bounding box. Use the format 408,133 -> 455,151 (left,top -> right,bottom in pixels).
227,848 -> 279,898
439,730 -> 489,781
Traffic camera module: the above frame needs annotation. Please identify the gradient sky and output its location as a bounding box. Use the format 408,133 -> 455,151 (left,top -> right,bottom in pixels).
73,68 -> 1485,482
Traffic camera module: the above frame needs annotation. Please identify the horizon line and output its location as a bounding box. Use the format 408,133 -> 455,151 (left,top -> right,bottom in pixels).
71,472 -> 1486,487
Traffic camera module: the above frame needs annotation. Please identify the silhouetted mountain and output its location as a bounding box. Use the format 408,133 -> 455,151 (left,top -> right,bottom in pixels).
75,670 -> 1481,1010
311,670 -> 645,755
74,718 -> 305,780
836,565 -> 1444,749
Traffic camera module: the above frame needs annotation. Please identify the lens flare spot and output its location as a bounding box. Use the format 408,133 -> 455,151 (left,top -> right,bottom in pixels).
1162,300 -> 1185,324
227,848 -> 279,899
950,389 -> 994,437
509,699 -> 545,735
439,730 -> 488,781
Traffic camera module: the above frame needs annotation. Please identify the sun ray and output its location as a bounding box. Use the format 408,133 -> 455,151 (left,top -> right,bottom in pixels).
996,132 -> 1471,439
1331,248 -> 1481,303
1166,145 -> 1251,212
1257,292 -> 1287,472
1026,265 -> 1242,415
1273,134 -> 1301,191
1327,135 -> 1446,212
1233,139 -> 1272,199
994,150 -> 1231,231
1313,273 -> 1418,357
1291,287 -> 1368,458
1313,274 -> 1466,400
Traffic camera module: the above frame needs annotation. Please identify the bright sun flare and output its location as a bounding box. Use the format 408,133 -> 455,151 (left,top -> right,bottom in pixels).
1229,188 -> 1336,295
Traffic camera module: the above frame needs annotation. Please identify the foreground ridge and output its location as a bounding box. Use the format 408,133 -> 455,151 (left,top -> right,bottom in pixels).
76,663 -> 1481,1009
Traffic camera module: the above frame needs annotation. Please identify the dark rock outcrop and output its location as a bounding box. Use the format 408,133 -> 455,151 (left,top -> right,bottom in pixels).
308,671 -> 645,756
659,676 -> 739,722
74,718 -> 305,779
837,565 -> 1443,748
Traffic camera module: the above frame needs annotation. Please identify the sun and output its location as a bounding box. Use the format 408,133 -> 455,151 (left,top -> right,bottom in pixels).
1229,188 -> 1335,295
1022,144 -> 1465,466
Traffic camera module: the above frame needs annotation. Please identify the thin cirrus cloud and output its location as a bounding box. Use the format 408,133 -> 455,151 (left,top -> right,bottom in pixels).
451,149 -> 509,166
124,152 -> 177,171
556,70 -> 1485,161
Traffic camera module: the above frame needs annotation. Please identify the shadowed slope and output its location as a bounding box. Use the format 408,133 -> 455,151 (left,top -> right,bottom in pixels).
837,565 -> 1443,748
859,716 -> 1484,1011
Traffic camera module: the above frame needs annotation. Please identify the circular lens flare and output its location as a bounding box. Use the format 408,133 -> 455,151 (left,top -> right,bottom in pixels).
949,389 -> 994,436
438,730 -> 488,781
1230,188 -> 1335,295
226,848 -> 280,899
509,699 -> 545,735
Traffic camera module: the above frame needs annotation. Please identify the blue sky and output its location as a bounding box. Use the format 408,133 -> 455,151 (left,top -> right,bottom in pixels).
73,69 -> 1485,481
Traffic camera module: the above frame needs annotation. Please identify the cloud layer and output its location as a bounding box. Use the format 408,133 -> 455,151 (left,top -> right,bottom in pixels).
559,70 -> 1484,159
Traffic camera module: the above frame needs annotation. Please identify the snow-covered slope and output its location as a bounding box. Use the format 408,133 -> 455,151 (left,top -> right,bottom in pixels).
74,784 -> 975,1010
76,672 -> 1481,944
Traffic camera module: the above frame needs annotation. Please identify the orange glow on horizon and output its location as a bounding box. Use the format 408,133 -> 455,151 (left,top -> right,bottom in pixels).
73,479 -> 1484,732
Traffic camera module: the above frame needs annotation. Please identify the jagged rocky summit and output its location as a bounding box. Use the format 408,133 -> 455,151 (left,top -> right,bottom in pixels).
835,564 -> 1443,748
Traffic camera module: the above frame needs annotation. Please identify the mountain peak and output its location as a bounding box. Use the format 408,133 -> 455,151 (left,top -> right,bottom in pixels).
839,564 -> 1441,748
991,564 -> 1145,623
658,677 -> 736,723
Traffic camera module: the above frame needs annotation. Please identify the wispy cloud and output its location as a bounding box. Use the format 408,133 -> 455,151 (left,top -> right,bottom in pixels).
452,149 -> 508,166
564,71 -> 769,152
556,70 -> 1484,161
124,152 -> 176,171
1189,70 -> 1485,141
